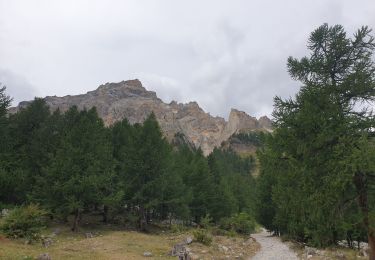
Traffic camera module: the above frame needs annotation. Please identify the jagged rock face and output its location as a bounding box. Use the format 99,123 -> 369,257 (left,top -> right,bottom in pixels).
10,80 -> 272,155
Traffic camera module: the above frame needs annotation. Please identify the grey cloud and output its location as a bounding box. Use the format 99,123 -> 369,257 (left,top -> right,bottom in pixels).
0,0 -> 374,118
0,69 -> 39,106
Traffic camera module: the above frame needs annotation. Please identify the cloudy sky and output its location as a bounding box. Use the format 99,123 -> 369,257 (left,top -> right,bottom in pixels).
1,0 -> 374,118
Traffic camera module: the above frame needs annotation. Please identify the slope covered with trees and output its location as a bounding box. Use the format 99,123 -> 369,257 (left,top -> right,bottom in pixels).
0,86 -> 257,233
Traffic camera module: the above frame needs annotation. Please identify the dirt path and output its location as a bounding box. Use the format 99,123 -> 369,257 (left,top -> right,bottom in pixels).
250,228 -> 299,260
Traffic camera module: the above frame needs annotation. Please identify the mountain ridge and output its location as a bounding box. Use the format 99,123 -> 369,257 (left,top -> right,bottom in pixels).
9,79 -> 272,155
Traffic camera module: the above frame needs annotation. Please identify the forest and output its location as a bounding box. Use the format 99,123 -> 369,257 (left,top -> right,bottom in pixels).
0,91 -> 257,234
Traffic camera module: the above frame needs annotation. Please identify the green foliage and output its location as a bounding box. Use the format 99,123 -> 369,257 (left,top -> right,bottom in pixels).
1,204 -> 46,240
169,223 -> 189,233
257,23 -> 375,248
30,106 -> 115,231
193,229 -> 212,245
0,87 -> 258,233
232,132 -> 264,147
0,84 -> 12,118
200,214 -> 213,229
220,213 -> 256,235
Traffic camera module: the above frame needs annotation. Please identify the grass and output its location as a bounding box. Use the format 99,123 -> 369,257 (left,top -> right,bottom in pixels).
0,216 -> 260,260
288,238 -> 368,260
0,226 -> 175,259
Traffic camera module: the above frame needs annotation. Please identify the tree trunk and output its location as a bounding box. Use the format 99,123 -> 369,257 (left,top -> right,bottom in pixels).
102,205 -> 109,223
71,209 -> 81,232
169,213 -> 172,228
354,172 -> 375,260
369,232 -> 375,260
139,206 -> 147,231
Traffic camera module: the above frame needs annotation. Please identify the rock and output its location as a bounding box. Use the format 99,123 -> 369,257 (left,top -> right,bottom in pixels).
305,246 -> 317,255
9,80 -> 272,155
335,251 -> 346,259
143,251 -> 152,257
37,253 -> 51,260
259,115 -> 273,130
185,236 -> 193,244
189,253 -> 199,260
221,245 -> 229,253
41,237 -> 53,248
1,208 -> 10,217
171,243 -> 186,256
359,248 -> 368,257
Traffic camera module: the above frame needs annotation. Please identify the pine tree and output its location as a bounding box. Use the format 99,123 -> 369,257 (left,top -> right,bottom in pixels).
258,24 -> 375,254
34,107 -> 114,231
119,113 -> 172,230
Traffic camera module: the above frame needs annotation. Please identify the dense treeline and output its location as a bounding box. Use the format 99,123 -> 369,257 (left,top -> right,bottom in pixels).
256,24 -> 375,257
0,89 -> 256,232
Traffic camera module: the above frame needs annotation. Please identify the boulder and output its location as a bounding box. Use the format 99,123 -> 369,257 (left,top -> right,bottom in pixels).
185,236 -> 193,244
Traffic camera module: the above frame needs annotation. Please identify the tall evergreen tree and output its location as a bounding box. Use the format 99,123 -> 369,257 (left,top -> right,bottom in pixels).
33,107 -> 114,231
120,113 -> 171,230
258,24 -> 375,255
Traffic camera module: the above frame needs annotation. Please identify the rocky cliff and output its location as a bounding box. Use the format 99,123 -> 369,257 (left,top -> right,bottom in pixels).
10,79 -> 272,155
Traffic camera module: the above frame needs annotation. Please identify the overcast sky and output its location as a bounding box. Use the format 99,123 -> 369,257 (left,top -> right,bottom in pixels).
1,0 -> 374,118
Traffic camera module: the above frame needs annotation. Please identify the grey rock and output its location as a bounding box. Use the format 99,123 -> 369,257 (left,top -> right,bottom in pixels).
305,246 -> 317,255
1,208 -> 10,217
335,251 -> 346,259
37,253 -> 51,260
185,236 -> 193,245
85,232 -> 94,238
171,243 -> 186,256
143,251 -> 152,257
41,237 -> 53,248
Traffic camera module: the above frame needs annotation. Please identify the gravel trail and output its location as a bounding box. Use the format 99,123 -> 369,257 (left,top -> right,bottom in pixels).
250,229 -> 299,260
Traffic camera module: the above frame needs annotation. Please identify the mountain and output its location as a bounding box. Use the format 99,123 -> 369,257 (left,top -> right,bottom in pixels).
9,79 -> 272,155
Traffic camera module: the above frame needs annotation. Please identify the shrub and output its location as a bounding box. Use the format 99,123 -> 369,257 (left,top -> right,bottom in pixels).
0,204 -> 46,240
200,214 -> 213,229
170,223 -> 189,233
220,213 -> 256,235
193,229 -> 212,245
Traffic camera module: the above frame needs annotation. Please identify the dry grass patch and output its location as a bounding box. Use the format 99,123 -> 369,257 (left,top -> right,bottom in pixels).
0,224 -> 260,260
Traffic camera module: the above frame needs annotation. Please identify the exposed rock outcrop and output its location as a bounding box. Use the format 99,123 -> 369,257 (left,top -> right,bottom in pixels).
9,80 -> 272,155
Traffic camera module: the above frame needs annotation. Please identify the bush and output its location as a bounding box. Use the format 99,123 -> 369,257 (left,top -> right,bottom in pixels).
220,213 -> 256,235
0,204 -> 46,240
193,229 -> 212,245
170,223 -> 189,233
200,213 -> 213,229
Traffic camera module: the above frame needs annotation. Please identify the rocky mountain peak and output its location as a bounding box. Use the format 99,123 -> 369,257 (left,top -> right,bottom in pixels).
10,80 -> 272,155
95,79 -> 158,100
258,115 -> 273,130
225,108 -> 259,135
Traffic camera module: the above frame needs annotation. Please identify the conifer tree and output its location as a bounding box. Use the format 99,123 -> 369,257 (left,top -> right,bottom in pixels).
258,24 -> 375,254
34,107 -> 114,231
